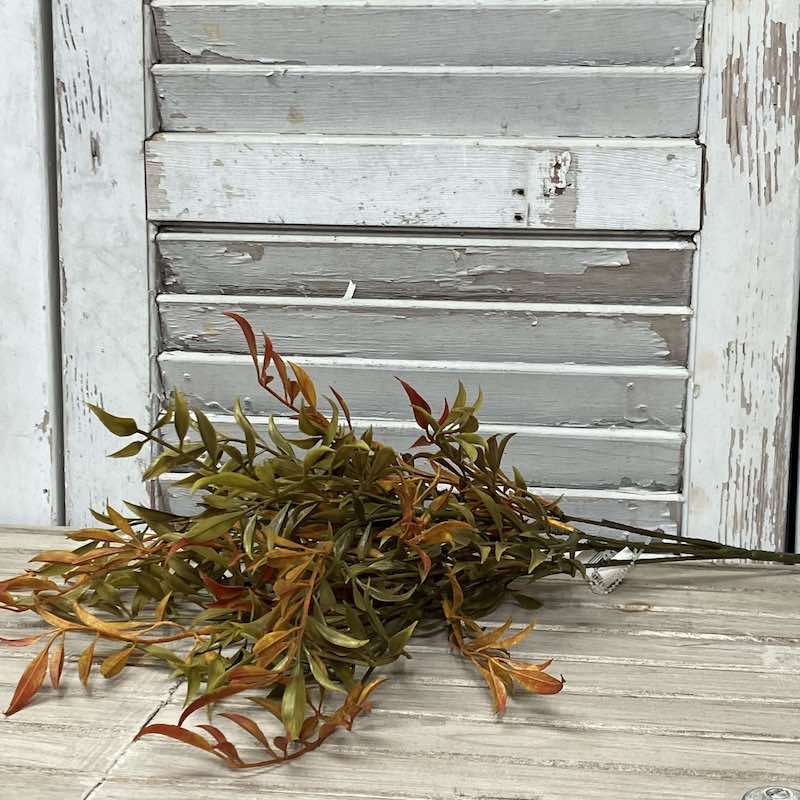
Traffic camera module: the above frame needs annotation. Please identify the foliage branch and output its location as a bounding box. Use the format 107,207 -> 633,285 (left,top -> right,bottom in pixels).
2,313 -> 799,767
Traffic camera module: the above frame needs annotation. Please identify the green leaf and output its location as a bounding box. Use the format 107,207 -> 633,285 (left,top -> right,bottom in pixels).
281,668 -> 307,741
511,591 -> 542,610
186,510 -> 244,543
388,621 -> 418,655
195,408 -> 218,462
234,398 -> 261,460
305,649 -> 345,693
108,440 -> 146,459
174,391 -> 190,443
88,404 -> 138,437
268,416 -> 294,457
307,616 -> 369,649
243,516 -> 258,558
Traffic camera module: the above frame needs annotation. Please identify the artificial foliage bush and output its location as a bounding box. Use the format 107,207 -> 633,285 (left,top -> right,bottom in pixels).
2,313 -> 798,767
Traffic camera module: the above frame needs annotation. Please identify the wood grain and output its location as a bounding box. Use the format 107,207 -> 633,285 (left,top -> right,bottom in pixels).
157,474 -> 684,534
159,352 -> 688,430
192,414 -> 685,490
157,232 -> 696,305
54,0 -> 152,525
0,0 -> 62,524
153,65 -> 702,137
151,0 -> 706,67
685,1 -> 800,551
2,526 -> 799,798
158,296 -> 692,366
145,134 -> 703,230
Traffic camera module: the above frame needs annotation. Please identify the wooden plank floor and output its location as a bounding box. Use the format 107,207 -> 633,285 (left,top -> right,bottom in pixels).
1,526 -> 798,798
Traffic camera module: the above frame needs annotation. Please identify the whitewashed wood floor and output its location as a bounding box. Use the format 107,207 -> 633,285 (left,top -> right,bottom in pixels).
1,526 -> 798,799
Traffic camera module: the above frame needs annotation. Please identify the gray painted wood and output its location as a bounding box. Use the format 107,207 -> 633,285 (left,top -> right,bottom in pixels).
196,415 -> 684,490
2,526 -> 799,797
54,0 -> 152,525
158,474 -> 683,533
145,134 -> 703,230
157,232 -> 695,305
158,297 -> 692,367
685,1 -> 800,552
0,1 -> 63,525
153,65 -> 702,137
159,352 -> 688,430
151,1 -> 706,67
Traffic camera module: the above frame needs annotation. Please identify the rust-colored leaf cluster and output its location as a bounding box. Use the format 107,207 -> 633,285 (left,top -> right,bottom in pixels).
2,315 -> 798,767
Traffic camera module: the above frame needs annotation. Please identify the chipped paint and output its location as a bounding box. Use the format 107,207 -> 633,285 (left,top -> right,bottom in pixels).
720,5 -> 800,204
718,339 -> 793,550
158,236 -> 693,305
545,151 -> 572,197
690,1 -> 800,551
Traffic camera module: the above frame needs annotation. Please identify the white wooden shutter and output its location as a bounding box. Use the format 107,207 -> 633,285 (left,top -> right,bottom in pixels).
145,0 -> 703,534
52,0 -> 800,552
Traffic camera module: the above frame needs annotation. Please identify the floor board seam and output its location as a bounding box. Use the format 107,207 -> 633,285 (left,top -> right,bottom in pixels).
81,678 -> 182,800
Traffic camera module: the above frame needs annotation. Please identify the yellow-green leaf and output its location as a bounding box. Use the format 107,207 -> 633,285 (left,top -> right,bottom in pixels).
88,404 -> 138,437
281,670 -> 307,741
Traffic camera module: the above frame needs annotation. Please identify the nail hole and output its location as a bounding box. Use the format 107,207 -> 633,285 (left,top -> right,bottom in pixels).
513,213 -> 524,222
513,188 -> 526,196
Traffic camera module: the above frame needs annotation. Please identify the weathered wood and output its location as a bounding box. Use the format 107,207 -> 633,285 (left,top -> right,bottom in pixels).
0,768 -> 99,800
153,65 -> 702,137
685,1 -> 800,551
89,771 -> 800,800
108,710 -> 800,785
145,134 -> 703,230
0,0 -> 62,525
198,415 -> 685,490
157,232 -> 696,305
159,296 -> 692,366
2,527 -> 799,797
157,474 -> 683,533
159,352 -> 688,430
151,0 -> 706,67
54,0 -> 152,524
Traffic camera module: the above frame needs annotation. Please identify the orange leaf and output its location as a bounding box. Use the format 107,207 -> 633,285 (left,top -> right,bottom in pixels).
495,623 -> 536,651
357,677 -> 388,706
155,591 -> 172,622
4,640 -> 52,716
101,645 -> 134,678
330,386 -> 352,430
272,351 -> 290,395
73,603 -> 148,640
288,361 -> 317,407
0,634 -> 45,648
485,662 -> 508,715
78,639 -> 96,687
224,312 -> 260,374
137,723 -> 216,752
396,379 -> 432,429
220,712 -> 275,752
0,575 -> 59,594
510,668 -> 565,695
49,637 -> 65,689
68,528 -> 126,544
106,505 -> 135,537
201,574 -> 248,603
196,722 -> 245,765
179,684 -> 249,726
28,550 -> 79,564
